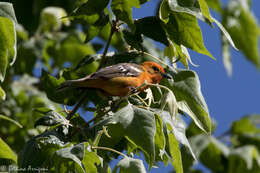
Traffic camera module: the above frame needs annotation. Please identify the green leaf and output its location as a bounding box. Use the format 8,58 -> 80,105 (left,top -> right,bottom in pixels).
47,32 -> 96,67
160,91 -> 178,118
40,7 -> 69,32
166,0 -> 204,20
0,2 -> 17,23
85,25 -> 101,43
228,145 -> 260,172
74,0 -> 109,15
122,105 -> 156,168
198,0 -> 213,22
230,114 -> 260,136
154,114 -> 166,162
222,33 -> 232,76
164,40 -> 198,69
82,143 -> 101,173
53,143 -> 87,173
163,13 -> 214,59
162,68 -> 211,133
0,138 -> 17,164
199,136 -> 230,172
205,0 -> 222,14
134,17 -> 169,46
212,17 -> 238,51
98,23 -> 125,51
14,38 -> 40,75
18,130 -> 69,169
0,114 -> 23,128
166,123 -> 183,173
223,1 -> 260,67
123,30 -> 143,50
0,86 -> 5,100
40,70 -> 81,105
161,0 -> 236,52
0,16 -> 16,82
96,104 -> 156,168
113,157 -> 146,173
34,110 -> 69,127
158,110 -> 195,160
189,135 -> 230,172
111,0 -> 140,28
159,0 -> 170,23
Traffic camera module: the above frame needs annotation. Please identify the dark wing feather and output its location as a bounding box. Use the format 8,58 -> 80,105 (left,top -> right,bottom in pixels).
90,63 -> 144,79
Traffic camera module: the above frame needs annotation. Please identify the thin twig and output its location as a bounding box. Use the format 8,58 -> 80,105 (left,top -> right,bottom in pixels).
66,92 -> 88,120
99,20 -> 119,69
91,146 -> 127,158
134,94 -> 149,107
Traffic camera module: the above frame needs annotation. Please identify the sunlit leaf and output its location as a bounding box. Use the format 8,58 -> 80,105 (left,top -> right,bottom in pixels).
213,17 -> 238,50
189,135 -> 230,172
198,0 -> 213,22
0,2 -> 17,23
222,0 -> 260,67
163,13 -> 214,59
162,68 -> 211,133
231,114 -> 260,136
99,23 -> 125,51
154,114 -> 166,162
0,86 -> 5,100
0,16 -> 16,81
206,0 -> 222,14
113,157 -> 146,173
158,110 -> 196,160
228,145 -> 260,172
166,123 -> 183,173
0,138 -> 17,164
34,110 -> 69,127
40,7 -> 69,32
111,0 -> 140,29
82,146 -> 101,172
160,91 -> 178,118
222,33 -> 232,76
53,143 -> 88,173
95,104 -> 156,168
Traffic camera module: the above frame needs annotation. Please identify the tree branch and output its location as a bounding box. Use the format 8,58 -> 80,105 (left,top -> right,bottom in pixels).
99,20 -> 119,69
66,92 -> 88,120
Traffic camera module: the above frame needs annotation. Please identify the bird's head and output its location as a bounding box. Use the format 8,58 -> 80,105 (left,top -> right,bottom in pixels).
141,61 -> 171,84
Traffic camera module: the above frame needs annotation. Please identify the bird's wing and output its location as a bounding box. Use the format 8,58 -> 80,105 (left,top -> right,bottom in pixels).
90,63 -> 144,79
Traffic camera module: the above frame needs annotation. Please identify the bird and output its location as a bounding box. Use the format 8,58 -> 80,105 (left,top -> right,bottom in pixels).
57,61 -> 170,97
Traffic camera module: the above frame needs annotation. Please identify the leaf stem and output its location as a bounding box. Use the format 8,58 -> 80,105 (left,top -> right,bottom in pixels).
91,146 -> 127,158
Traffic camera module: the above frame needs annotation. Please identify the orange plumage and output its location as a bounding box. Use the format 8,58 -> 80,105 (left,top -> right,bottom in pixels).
58,61 -> 170,97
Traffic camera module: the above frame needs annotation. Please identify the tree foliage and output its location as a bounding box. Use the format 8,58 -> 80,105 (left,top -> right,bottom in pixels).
0,0 -> 259,173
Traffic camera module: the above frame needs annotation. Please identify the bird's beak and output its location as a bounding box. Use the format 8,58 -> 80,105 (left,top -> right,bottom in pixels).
161,72 -> 171,79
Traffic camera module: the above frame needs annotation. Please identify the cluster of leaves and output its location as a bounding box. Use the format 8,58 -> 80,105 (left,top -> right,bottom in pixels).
180,114 -> 260,173
0,0 -> 259,173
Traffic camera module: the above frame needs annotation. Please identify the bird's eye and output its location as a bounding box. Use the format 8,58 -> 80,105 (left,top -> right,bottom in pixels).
152,66 -> 160,72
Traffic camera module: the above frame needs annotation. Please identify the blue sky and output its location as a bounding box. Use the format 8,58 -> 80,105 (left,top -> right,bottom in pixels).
130,0 -> 260,172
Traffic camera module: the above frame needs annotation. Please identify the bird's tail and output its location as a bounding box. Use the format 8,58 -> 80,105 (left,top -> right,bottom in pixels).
56,76 -> 90,92
56,80 -> 76,92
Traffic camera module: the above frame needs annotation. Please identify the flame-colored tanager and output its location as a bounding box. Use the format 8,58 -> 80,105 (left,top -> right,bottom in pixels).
58,61 -> 170,96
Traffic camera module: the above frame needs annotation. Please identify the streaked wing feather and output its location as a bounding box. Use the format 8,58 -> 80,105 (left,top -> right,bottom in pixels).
90,63 -> 144,79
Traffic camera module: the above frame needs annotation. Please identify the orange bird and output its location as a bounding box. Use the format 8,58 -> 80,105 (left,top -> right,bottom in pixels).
58,61 -> 170,97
